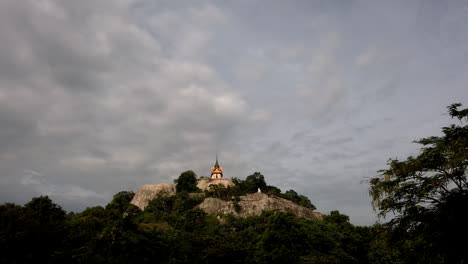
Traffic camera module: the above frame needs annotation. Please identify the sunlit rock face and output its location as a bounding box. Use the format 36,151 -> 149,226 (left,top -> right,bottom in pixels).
131,157 -> 319,219
130,183 -> 176,209
131,183 -> 322,220
131,179 -> 234,209
197,193 -> 323,220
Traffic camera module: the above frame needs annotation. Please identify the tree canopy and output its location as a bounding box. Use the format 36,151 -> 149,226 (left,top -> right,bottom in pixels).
0,195 -> 371,264
174,170 -> 200,193
369,103 -> 468,263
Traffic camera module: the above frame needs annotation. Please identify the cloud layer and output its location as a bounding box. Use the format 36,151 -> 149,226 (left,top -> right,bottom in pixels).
1,0 -> 467,224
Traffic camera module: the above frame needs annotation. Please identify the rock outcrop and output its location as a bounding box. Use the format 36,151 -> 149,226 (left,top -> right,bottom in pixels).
197,192 -> 322,220
131,183 -> 176,209
131,181 -> 322,220
131,179 -> 234,210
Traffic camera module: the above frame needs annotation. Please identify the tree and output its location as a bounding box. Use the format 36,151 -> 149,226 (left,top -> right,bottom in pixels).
247,172 -> 267,192
255,212 -> 308,264
369,103 -> 468,263
234,172 -> 267,194
283,190 -> 317,210
65,206 -> 109,263
174,170 -> 200,193
146,195 -> 175,214
265,185 -> 282,196
23,196 -> 67,262
106,191 -> 136,213
24,195 -> 66,223
0,203 -> 29,263
324,210 -> 350,225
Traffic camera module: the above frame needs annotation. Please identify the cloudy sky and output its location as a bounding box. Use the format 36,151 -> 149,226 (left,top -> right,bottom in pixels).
1,0 -> 467,225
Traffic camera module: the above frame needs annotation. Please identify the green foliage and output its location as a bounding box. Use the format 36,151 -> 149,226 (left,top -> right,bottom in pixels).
265,185 -> 282,195
207,172 -> 317,214
105,191 -> 138,218
24,195 -> 66,221
0,196 -> 67,263
0,203 -> 29,263
324,210 -> 350,224
0,192 -> 375,264
174,170 -> 201,193
256,212 -> 308,263
366,224 -> 413,264
145,195 -> 175,214
207,172 -> 317,213
173,191 -> 205,212
204,184 -> 235,200
369,103 -> 468,263
106,191 -> 135,210
231,172 -> 267,194
281,190 -> 317,210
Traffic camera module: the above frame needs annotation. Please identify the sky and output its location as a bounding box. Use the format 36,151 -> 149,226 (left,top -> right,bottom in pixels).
1,0 -> 467,225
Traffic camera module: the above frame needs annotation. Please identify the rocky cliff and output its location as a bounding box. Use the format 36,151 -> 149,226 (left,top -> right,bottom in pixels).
131,179 -> 234,209
131,182 -> 322,220
131,183 -> 176,209
197,193 -> 322,220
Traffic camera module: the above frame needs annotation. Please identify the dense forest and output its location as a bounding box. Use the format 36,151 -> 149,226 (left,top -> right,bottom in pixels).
1,104 -> 467,264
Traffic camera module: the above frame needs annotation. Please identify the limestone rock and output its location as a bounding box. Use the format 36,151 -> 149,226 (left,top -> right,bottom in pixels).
130,183 -> 176,209
197,193 -> 323,220
131,179 -> 235,210
131,181 -> 322,221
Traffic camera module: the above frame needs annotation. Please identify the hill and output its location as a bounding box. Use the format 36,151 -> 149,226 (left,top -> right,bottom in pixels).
130,179 -> 322,220
198,192 -> 322,219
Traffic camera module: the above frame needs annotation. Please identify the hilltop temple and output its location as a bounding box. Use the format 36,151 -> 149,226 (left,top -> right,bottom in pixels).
210,156 -> 223,179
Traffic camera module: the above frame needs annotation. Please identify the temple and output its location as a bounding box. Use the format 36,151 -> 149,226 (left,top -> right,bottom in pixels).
210,156 -> 223,179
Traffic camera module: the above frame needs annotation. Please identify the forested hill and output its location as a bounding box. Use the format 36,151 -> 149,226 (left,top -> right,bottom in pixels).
130,171 -> 322,220
0,193 -> 373,263
0,172 -> 375,263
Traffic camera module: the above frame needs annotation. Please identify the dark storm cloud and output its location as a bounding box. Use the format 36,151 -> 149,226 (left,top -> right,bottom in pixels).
0,107 -> 37,153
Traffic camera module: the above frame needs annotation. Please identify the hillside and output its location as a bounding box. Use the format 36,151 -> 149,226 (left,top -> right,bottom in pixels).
130,178 -> 234,209
198,192 -> 322,219
130,180 -> 322,220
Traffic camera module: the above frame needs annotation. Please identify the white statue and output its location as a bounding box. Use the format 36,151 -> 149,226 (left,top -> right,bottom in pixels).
257,187 -> 261,193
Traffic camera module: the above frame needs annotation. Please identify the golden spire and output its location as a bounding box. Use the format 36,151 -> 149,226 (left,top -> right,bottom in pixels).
210,155 -> 223,179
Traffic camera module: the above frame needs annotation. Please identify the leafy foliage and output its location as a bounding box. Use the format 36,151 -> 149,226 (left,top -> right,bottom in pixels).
0,191 -> 368,264
202,172 -> 316,212
369,103 -> 468,263
174,170 -> 201,193
232,172 -> 267,194
0,196 -> 67,263
281,189 -> 317,210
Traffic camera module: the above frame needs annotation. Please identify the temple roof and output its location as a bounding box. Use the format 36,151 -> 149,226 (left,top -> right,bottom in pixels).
211,156 -> 223,173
